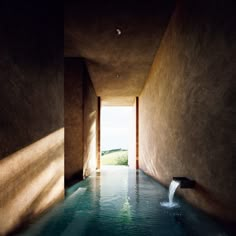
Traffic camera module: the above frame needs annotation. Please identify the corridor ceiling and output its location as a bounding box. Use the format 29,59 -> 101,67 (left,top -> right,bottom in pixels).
64,0 -> 175,105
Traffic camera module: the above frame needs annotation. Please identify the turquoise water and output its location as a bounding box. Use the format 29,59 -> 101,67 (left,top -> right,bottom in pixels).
17,166 -> 234,236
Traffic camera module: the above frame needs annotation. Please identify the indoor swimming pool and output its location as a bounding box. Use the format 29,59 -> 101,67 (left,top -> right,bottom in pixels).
17,166 -> 235,236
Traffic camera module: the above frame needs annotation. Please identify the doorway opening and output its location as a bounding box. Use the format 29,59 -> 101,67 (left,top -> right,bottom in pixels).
100,106 -> 136,167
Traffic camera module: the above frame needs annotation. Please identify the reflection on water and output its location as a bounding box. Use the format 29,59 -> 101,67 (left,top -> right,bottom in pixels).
17,166 -> 233,236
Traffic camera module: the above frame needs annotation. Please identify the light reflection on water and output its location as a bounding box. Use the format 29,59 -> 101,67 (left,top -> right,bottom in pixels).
17,166 -> 233,236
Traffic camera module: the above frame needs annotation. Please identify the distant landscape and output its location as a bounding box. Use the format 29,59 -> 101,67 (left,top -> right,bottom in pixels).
101,149 -> 128,165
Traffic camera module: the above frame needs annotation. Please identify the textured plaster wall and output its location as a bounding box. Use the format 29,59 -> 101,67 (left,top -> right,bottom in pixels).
64,58 -> 84,182
0,129 -> 64,236
83,66 -> 98,177
139,0 -> 236,222
65,58 -> 97,183
0,2 -> 63,160
128,101 -> 137,169
0,2 -> 64,234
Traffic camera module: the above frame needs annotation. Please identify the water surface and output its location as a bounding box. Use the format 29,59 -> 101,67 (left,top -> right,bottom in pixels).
17,166 -> 234,236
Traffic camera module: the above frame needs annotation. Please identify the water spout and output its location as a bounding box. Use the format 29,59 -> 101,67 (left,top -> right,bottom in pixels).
172,177 -> 195,188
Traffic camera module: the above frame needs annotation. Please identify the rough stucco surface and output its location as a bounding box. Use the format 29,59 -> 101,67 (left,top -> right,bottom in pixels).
0,2 -> 64,234
0,2 -> 63,160
64,0 -> 175,105
64,58 -> 84,182
65,58 -> 98,183
0,129 -> 64,236
83,67 -> 98,177
139,0 -> 236,222
128,102 -> 137,169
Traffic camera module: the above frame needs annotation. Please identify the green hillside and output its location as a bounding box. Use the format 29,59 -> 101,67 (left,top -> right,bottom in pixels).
101,150 -> 128,165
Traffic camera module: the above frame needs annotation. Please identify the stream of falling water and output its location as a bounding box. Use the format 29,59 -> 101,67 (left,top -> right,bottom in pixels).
160,180 -> 180,208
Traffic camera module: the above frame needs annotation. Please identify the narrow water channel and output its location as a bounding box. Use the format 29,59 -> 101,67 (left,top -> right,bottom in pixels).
17,166 -> 233,236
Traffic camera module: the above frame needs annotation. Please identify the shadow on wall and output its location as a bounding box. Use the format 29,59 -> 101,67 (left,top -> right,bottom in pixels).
187,183 -> 233,220
0,129 -> 64,236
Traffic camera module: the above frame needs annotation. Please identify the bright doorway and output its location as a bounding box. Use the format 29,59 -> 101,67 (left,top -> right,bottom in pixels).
100,106 -> 136,167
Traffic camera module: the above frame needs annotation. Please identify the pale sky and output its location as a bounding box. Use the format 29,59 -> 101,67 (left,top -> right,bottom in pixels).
101,106 -> 132,151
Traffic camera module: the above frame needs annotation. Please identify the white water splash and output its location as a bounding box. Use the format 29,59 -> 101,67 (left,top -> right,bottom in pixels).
160,180 -> 180,208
